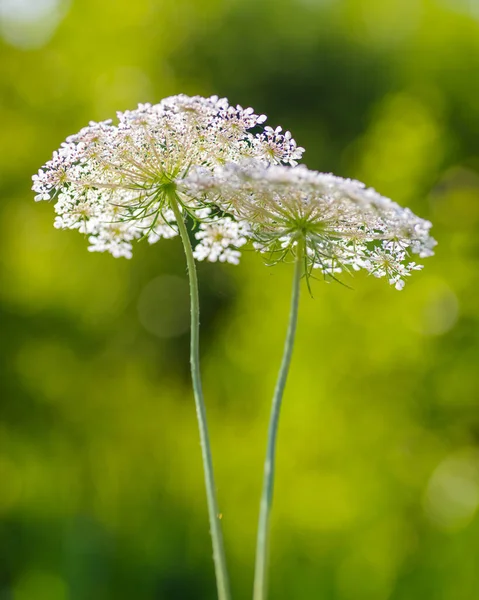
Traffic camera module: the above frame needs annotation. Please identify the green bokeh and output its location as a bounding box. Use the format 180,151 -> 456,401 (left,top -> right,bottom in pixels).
1,0 -> 479,598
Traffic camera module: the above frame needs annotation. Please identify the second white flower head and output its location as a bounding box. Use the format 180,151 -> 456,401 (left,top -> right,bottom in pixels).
181,160 -> 436,289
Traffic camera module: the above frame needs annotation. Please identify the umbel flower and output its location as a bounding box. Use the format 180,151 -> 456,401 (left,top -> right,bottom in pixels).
182,160 -> 436,289
32,95 -> 304,260
181,160 -> 438,600
31,94 -> 305,600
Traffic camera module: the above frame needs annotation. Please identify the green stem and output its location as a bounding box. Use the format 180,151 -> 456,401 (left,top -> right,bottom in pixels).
170,196 -> 232,600
253,244 -> 303,600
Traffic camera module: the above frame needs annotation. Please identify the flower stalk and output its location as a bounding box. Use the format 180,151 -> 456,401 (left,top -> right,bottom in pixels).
170,193 -> 232,600
253,241 -> 304,600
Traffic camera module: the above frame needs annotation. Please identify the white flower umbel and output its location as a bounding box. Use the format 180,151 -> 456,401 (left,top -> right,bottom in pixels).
183,160 -> 436,290
32,95 -> 304,261
183,159 -> 436,600
193,217 -> 250,265
33,96 -> 305,600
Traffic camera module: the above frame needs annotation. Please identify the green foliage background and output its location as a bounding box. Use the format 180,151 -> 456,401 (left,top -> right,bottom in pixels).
1,0 -> 479,598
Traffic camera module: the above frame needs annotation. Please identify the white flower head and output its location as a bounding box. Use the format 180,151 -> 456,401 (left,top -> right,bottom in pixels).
193,217 -> 250,265
181,160 -> 436,289
32,95 -> 304,260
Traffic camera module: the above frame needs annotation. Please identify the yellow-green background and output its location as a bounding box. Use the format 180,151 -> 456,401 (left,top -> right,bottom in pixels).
1,0 -> 478,598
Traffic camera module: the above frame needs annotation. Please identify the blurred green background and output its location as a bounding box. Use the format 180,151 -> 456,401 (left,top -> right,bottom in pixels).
1,0 -> 479,598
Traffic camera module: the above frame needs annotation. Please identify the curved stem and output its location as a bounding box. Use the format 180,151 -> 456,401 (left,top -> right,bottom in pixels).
170,196 -> 232,600
253,245 -> 303,600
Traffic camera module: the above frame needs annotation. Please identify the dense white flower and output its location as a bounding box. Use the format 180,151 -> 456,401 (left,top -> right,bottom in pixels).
193,217 -> 250,265
32,95 -> 304,259
181,160 -> 436,289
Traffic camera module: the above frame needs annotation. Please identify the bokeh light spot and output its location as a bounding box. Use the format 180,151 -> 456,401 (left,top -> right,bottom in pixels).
424,449 -> 479,531
403,278 -> 459,336
0,0 -> 70,49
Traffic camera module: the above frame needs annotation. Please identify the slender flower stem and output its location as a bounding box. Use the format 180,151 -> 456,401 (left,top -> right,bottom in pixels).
170,194 -> 232,600
253,244 -> 304,600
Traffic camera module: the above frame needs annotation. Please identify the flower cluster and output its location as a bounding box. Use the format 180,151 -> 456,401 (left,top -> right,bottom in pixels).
193,216 -> 250,265
181,161 -> 436,289
33,94 -> 435,287
32,95 -> 304,260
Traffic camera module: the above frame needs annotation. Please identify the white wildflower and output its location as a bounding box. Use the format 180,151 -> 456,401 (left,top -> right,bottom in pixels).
32,95 -> 304,260
193,217 -> 250,265
181,160 -> 436,289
